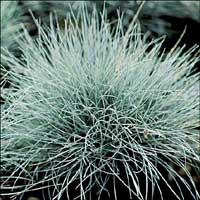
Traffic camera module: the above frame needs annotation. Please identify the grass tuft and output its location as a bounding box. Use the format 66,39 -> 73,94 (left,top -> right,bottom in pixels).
1,5 -> 200,200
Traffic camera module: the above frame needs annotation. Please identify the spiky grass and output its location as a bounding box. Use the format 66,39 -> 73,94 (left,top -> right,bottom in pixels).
1,5 -> 200,200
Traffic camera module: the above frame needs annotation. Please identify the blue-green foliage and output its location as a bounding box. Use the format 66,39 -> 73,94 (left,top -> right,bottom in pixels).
1,6 -> 199,200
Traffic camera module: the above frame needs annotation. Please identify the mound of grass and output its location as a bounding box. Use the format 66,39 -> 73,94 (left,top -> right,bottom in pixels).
1,4 -> 199,200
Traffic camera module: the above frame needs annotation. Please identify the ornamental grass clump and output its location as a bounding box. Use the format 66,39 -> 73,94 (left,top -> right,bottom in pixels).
1,5 -> 200,200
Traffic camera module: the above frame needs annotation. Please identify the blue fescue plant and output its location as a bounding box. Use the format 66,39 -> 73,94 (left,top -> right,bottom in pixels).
1,4 -> 200,200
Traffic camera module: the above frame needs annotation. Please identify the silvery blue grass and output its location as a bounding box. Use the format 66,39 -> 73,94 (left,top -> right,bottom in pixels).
1,5 -> 200,200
